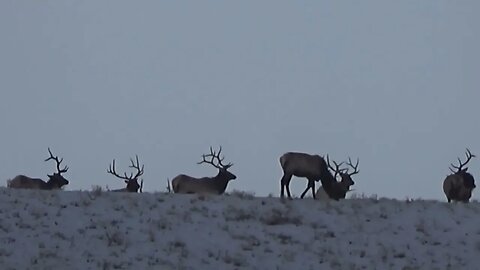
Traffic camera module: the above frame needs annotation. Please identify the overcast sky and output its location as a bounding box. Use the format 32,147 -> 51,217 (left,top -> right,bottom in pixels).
1,1 -> 479,200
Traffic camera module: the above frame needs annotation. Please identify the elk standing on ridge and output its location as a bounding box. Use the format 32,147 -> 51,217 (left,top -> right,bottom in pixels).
107,155 -> 144,193
7,148 -> 70,190
172,146 -> 236,195
279,152 -> 339,199
443,148 -> 476,203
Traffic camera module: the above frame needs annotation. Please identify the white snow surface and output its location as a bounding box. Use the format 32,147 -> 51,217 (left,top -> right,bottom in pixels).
0,188 -> 479,270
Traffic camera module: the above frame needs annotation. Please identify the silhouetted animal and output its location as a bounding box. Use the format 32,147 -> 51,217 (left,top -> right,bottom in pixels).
279,152 -> 353,199
443,148 -> 476,203
107,155 -> 144,193
172,146 -> 236,195
7,148 -> 69,190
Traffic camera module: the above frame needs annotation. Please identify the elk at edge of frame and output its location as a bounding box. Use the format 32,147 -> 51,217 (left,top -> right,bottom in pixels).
7,148 -> 70,190
443,148 -> 476,203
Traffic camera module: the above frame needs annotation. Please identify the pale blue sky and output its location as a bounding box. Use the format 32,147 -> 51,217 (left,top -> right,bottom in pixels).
1,1 -> 479,200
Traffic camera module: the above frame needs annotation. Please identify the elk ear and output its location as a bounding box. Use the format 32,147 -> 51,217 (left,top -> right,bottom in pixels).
47,174 -> 53,178
125,180 -> 129,184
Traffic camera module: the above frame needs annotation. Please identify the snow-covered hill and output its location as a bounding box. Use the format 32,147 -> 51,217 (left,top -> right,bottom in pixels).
0,188 -> 479,270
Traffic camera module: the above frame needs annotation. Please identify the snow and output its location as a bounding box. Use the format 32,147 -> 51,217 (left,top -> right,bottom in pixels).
0,187 -> 479,270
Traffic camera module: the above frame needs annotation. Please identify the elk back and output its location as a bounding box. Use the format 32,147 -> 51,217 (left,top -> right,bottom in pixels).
7,175 -> 46,189
280,152 -> 325,178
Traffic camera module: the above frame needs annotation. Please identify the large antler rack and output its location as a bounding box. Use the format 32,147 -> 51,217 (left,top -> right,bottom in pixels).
449,148 -> 475,173
45,147 -> 69,174
345,157 -> 360,176
326,154 -> 346,179
107,155 -> 145,181
197,146 -> 233,170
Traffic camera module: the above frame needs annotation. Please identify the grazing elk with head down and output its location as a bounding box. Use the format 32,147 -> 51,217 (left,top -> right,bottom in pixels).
443,148 -> 476,203
280,152 -> 339,199
7,148 -> 70,190
172,146 -> 236,195
107,155 -> 144,193
316,156 -> 359,200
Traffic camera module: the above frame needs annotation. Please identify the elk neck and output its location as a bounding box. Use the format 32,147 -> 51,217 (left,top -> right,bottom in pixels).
319,168 -> 337,187
211,169 -> 236,193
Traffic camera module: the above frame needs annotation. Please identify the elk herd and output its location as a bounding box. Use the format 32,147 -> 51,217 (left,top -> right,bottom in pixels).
4,146 -> 478,203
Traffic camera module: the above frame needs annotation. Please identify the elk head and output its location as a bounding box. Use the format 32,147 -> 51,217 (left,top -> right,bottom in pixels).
327,155 -> 359,186
107,155 -> 144,192
449,148 -> 476,188
449,148 -> 475,174
197,146 -> 236,181
325,155 -> 359,200
44,147 -> 69,188
340,157 -> 359,186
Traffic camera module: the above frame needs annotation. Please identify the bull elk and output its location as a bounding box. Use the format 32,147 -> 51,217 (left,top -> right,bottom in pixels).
107,155 -> 144,193
172,146 -> 236,195
318,156 -> 359,200
443,148 -> 476,203
7,148 -> 70,190
280,152 -> 336,199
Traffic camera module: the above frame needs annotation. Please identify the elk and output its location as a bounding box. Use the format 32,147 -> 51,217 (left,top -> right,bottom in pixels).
443,148 -> 476,203
7,148 -> 70,190
172,146 -> 236,195
107,155 -> 144,193
316,156 -> 359,200
279,152 -> 339,199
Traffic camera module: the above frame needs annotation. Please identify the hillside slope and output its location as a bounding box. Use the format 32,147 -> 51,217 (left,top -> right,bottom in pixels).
0,188 -> 479,270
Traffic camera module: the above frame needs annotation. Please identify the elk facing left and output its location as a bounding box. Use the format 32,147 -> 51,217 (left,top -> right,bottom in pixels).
7,147 -> 70,190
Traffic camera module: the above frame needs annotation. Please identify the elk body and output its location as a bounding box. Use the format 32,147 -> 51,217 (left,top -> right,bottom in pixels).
7,148 -> 70,190
172,146 -> 236,195
107,155 -> 144,193
443,149 -> 476,203
280,152 -> 336,199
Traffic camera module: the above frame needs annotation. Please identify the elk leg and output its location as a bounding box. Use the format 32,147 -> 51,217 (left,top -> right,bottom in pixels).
300,179 -> 314,199
280,173 -> 293,198
310,179 -> 316,199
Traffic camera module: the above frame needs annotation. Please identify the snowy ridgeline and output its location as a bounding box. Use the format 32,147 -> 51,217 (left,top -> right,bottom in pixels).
0,188 -> 479,270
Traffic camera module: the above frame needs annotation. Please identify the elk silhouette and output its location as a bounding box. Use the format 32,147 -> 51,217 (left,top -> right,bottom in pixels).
317,156 -> 359,200
7,148 -> 70,190
107,155 -> 144,193
279,152 -> 359,200
443,148 -> 476,203
172,146 -> 236,195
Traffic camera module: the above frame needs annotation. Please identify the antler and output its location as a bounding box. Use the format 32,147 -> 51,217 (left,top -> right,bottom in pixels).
449,148 -> 475,173
45,148 -> 69,174
107,155 -> 144,181
128,155 -> 145,180
345,157 -> 360,176
326,154 -> 346,179
197,146 -> 233,170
